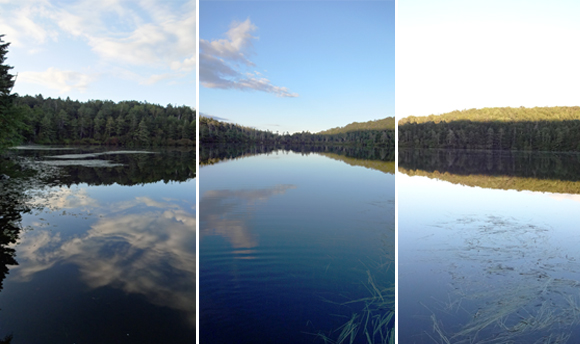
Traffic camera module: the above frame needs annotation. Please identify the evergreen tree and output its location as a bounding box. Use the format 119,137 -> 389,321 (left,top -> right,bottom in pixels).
137,118 -> 150,145
0,35 -> 22,151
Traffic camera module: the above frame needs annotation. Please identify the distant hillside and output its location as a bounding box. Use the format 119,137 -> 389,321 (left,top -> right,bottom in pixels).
319,117 -> 395,135
399,106 -> 580,125
398,107 -> 580,151
318,152 -> 395,174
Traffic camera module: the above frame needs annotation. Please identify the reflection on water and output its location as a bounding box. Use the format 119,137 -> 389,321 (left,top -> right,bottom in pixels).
0,147 -> 195,343
399,149 -> 580,194
200,146 -> 395,344
15,195 -> 196,324
399,149 -> 580,181
200,185 -> 296,251
200,143 -> 394,168
399,149 -> 580,343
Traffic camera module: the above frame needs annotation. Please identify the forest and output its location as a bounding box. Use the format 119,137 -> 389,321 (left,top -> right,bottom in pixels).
398,107 -> 580,151
200,116 -> 395,148
11,95 -> 196,147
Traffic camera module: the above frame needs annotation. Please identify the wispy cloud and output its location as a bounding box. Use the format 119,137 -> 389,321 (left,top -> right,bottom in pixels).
200,18 -> 298,98
0,1 -> 59,47
55,0 -> 196,71
140,72 -> 186,85
19,67 -> 96,93
0,0 -> 195,90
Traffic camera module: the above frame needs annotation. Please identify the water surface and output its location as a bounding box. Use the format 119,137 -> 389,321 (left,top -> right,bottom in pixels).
200,145 -> 395,344
399,149 -> 580,344
0,146 -> 196,343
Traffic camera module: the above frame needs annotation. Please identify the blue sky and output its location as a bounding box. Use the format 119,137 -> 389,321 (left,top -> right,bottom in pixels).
200,1 -> 394,134
0,0 -> 195,108
397,0 -> 580,119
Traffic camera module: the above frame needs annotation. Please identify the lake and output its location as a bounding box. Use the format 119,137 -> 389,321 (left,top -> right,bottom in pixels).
0,146 -> 196,343
398,149 -> 580,344
199,145 -> 395,344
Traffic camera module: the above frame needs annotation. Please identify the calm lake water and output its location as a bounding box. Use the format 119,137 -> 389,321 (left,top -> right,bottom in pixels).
199,145 -> 395,344
0,146 -> 196,343
399,149 -> 580,344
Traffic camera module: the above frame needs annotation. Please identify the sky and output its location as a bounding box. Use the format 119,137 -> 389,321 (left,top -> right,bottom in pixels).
0,0 -> 196,108
200,1 -> 394,134
397,0 -> 580,119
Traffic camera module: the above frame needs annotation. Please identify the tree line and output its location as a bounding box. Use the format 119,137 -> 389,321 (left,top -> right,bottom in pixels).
13,95 -> 196,147
200,116 -> 395,148
318,117 -> 395,134
399,107 -> 580,151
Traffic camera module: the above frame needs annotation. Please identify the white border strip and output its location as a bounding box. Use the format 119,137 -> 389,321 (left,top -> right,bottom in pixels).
394,0 -> 398,342
195,0 -> 200,341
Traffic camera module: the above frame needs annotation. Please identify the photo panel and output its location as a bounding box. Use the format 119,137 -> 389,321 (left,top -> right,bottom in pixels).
0,1 -> 196,342
199,1 -> 395,343
397,1 -> 580,342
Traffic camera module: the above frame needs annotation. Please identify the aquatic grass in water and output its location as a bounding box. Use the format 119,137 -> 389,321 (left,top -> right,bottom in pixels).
424,215 -> 580,344
314,257 -> 395,344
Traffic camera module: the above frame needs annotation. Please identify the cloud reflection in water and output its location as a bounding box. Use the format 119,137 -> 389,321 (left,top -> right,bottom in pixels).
12,192 -> 197,326
199,184 -> 296,251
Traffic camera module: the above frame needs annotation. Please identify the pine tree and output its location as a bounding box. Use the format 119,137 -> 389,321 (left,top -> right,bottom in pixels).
0,35 -> 23,150
137,118 -> 150,145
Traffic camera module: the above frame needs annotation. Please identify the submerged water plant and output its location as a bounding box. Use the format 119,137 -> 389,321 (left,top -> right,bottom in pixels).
424,215 -> 580,344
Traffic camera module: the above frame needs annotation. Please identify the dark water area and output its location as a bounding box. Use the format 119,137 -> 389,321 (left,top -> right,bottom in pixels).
0,146 -> 196,344
399,149 -> 580,344
199,145 -> 394,344
399,148 -> 580,181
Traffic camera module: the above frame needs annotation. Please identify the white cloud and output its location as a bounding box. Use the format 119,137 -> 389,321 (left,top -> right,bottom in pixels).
200,18 -> 256,66
19,67 -> 96,93
140,72 -> 185,85
200,19 -> 298,98
171,55 -> 196,72
0,1 -> 59,47
0,0 -> 195,89
60,0 -> 196,71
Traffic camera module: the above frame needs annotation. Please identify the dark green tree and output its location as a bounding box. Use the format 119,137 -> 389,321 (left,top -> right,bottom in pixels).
137,118 -> 150,145
0,35 -> 23,151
